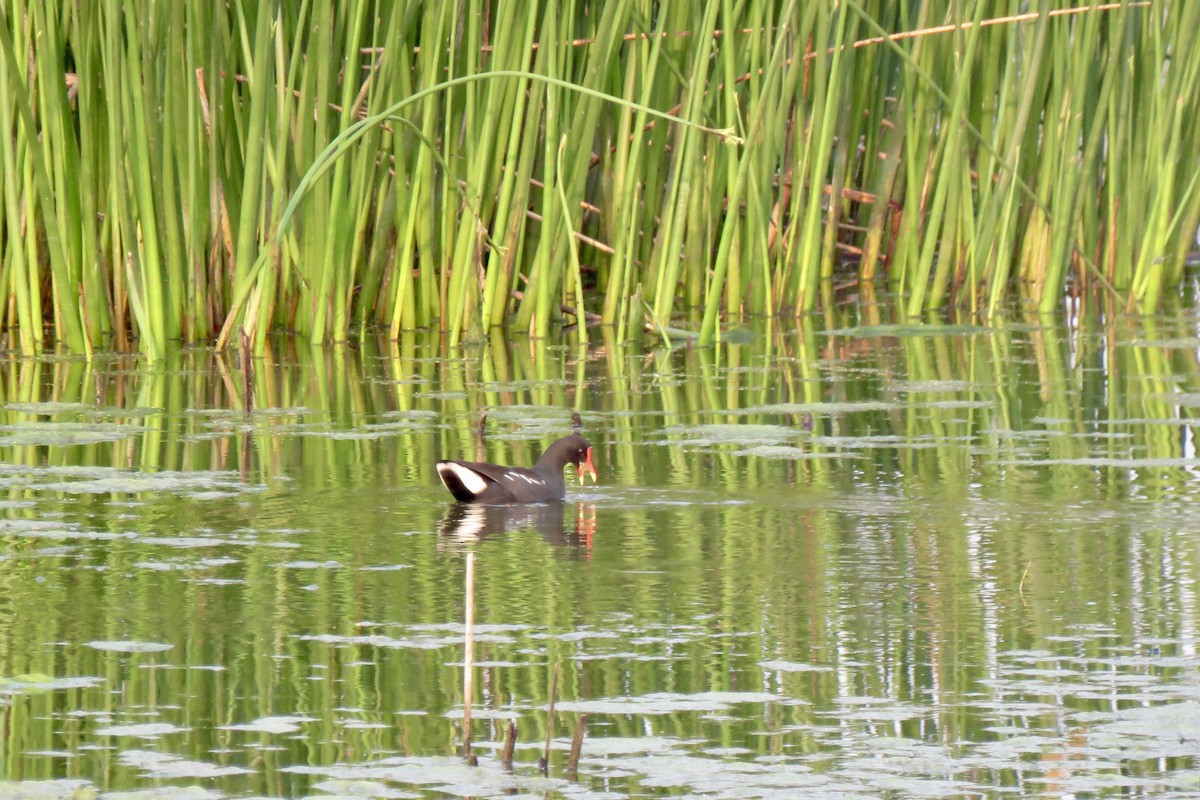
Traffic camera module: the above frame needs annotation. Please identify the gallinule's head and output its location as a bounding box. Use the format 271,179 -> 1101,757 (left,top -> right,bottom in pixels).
540,434 -> 598,485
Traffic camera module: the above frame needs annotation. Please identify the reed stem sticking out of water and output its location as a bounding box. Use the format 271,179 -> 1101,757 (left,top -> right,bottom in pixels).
567,714 -> 588,778
501,721 -> 518,771
540,662 -> 560,775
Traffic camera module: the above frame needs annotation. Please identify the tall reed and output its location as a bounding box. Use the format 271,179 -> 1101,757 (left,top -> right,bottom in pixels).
1,1 -> 1195,358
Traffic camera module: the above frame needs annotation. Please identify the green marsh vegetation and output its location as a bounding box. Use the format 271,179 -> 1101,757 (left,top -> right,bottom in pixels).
1,1 -> 1198,359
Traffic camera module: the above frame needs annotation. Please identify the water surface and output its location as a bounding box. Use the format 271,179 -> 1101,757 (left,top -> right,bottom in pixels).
2,314 -> 1200,798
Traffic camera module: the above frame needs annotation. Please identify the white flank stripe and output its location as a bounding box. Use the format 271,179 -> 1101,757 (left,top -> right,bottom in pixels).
439,462 -> 489,496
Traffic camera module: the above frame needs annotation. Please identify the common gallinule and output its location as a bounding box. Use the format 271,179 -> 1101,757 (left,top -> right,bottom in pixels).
436,434 -> 597,504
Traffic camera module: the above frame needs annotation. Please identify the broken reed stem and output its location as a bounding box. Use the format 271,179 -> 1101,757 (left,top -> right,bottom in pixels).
462,552 -> 476,761
567,713 -> 588,778
501,721 -> 518,770
539,663 -> 560,775
238,329 -> 253,414
238,430 -> 251,484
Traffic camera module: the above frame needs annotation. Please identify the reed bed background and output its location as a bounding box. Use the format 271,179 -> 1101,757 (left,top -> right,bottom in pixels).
1,1 -> 1197,358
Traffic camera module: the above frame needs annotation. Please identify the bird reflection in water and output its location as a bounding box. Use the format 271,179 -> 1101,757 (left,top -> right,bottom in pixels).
438,502 -> 597,554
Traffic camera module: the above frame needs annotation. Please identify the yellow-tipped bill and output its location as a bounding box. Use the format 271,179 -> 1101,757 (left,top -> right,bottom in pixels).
577,446 -> 598,484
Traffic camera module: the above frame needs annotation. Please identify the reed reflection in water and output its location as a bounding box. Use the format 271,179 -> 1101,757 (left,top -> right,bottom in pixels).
0,311 -> 1198,797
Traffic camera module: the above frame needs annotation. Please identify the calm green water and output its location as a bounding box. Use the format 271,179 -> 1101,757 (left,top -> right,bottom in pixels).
3,313 -> 1200,799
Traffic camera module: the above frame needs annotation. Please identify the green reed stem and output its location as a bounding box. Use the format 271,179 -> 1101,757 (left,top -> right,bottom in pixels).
1,1 -> 1193,356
